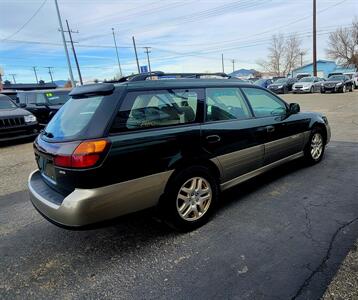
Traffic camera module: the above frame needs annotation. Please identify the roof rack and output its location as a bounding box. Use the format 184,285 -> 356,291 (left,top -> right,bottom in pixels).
106,71 -> 231,83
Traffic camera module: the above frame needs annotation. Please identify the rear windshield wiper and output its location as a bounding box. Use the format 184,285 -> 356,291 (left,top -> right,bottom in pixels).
43,130 -> 54,138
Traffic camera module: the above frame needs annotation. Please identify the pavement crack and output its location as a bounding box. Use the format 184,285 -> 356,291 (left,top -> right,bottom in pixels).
291,216 -> 358,300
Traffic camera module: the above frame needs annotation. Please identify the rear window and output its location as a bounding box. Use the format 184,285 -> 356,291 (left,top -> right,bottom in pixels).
44,96 -> 104,140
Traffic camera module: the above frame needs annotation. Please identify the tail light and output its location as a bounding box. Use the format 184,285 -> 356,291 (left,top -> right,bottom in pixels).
54,139 -> 110,168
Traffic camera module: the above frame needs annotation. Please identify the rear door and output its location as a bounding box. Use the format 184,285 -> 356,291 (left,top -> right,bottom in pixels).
241,87 -> 309,165
201,87 -> 265,183
107,88 -> 204,184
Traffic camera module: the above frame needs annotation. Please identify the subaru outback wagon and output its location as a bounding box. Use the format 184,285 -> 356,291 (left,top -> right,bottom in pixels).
28,72 -> 330,231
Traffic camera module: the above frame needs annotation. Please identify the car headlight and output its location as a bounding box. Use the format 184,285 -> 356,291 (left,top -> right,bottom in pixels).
336,82 -> 343,86
277,85 -> 283,88
24,115 -> 37,123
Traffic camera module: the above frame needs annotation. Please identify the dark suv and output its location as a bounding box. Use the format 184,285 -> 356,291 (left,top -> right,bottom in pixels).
17,89 -> 71,126
28,72 -> 330,231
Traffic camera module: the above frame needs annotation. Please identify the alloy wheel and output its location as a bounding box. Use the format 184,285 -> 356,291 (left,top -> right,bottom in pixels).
310,133 -> 323,160
176,177 -> 212,222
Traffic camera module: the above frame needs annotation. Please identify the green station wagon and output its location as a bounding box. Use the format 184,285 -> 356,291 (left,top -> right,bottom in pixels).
28,72 -> 330,231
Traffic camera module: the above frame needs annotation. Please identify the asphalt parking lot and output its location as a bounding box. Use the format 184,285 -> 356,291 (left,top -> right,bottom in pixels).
1,91 -> 357,299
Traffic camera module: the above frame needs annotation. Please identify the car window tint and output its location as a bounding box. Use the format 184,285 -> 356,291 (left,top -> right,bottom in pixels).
110,89 -> 198,133
242,88 -> 287,117
206,88 -> 251,122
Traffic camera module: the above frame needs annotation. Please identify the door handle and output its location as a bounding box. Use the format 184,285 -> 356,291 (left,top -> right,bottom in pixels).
266,125 -> 275,133
206,135 -> 221,143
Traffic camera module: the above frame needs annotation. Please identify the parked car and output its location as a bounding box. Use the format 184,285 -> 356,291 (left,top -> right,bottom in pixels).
321,74 -> 354,93
17,89 -> 71,126
0,94 -> 39,142
254,78 -> 273,88
272,76 -> 286,82
343,72 -> 358,89
292,76 -> 323,93
28,72 -> 330,231
268,77 -> 297,94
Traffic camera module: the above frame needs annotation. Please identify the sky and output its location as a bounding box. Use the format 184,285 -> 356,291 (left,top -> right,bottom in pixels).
0,0 -> 357,83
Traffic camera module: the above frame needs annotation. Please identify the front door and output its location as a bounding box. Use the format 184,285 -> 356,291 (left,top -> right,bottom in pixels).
241,87 -> 309,165
201,87 -> 265,183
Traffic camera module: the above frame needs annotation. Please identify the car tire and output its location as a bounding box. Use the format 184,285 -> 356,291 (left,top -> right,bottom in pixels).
321,90 -> 326,94
160,166 -> 219,232
304,129 -> 325,165
283,87 -> 288,94
310,86 -> 314,93
341,85 -> 346,93
349,85 -> 353,92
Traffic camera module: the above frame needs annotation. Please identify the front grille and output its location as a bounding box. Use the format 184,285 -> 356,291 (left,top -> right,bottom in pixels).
0,117 -> 25,128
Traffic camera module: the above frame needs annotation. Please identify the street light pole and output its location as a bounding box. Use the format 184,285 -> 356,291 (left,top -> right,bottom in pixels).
112,28 -> 123,78
144,47 -> 152,73
32,66 -> 39,83
221,54 -> 225,73
313,0 -> 317,76
54,0 -> 75,87
132,36 -> 140,74
66,19 -> 83,85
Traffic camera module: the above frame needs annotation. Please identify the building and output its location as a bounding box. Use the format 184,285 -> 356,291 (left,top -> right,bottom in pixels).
291,60 -> 357,78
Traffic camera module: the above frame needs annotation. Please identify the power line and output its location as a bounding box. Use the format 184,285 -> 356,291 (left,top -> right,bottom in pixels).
1,0 -> 47,41
8,74 -> 17,84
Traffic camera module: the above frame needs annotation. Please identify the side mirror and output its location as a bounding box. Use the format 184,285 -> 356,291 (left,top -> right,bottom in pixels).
19,103 -> 27,108
289,103 -> 300,114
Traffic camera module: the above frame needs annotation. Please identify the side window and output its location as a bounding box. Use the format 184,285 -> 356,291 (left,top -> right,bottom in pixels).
242,88 -> 287,118
26,93 -> 36,105
17,93 -> 26,104
36,93 -> 47,104
206,88 -> 251,122
110,89 -> 198,133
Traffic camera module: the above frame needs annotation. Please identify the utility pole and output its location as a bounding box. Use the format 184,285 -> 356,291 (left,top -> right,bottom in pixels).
65,20 -> 83,85
221,54 -> 225,73
144,47 -> 152,74
46,67 -> 54,82
111,28 -> 123,78
132,36 -> 140,73
32,66 -> 39,83
299,51 -> 305,67
54,0 -> 75,87
9,74 -> 17,84
231,59 -> 236,73
313,0 -> 317,76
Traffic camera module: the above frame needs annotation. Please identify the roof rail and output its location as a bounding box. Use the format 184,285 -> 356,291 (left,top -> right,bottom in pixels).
107,71 -> 231,83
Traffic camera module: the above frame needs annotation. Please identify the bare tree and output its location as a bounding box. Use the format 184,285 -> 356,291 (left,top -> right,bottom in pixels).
258,34 -> 305,76
326,19 -> 358,68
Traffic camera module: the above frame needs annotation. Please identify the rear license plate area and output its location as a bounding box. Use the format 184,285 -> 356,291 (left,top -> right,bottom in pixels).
36,154 -> 56,182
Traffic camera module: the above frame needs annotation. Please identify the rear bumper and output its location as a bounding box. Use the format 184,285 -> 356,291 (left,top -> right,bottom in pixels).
28,169 -> 173,228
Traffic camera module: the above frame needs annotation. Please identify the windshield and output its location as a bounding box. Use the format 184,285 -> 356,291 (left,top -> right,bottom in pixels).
0,95 -> 17,109
44,96 -> 104,140
299,77 -> 315,82
329,75 -> 345,81
274,78 -> 288,84
44,91 -> 70,105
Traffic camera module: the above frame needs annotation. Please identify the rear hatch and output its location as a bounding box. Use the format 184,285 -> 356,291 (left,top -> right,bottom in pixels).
33,83 -> 120,193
